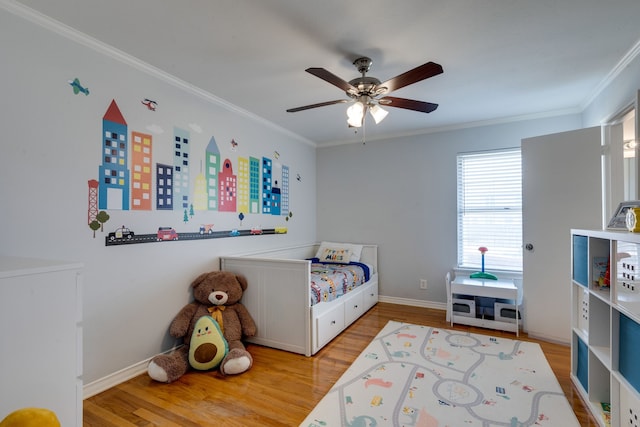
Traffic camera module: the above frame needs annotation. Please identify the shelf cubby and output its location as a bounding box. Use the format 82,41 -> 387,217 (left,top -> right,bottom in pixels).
615,240 -> 640,318
573,283 -> 590,337
588,351 -> 611,422
588,294 -> 611,368
590,237 -> 612,301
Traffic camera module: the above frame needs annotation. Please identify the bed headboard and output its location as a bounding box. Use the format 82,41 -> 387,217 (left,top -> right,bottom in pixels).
219,243 -> 377,273
358,244 -> 377,273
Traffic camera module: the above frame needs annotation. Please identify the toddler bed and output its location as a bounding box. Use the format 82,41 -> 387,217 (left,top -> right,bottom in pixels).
220,242 -> 378,356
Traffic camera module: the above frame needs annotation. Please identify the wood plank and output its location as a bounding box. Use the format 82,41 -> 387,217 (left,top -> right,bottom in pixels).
83,303 -> 598,426
132,408 -> 182,427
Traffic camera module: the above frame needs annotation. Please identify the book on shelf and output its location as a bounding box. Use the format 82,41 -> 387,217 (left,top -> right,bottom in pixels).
592,256 -> 610,288
600,402 -> 611,427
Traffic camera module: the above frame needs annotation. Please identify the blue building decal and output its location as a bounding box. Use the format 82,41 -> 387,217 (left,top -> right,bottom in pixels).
98,100 -> 130,210
156,163 -> 173,210
173,127 -> 191,210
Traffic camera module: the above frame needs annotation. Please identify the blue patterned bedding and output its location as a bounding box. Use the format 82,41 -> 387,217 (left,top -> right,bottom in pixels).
308,260 -> 371,306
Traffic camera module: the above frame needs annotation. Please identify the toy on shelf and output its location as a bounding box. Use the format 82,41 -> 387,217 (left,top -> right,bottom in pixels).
470,246 -> 498,280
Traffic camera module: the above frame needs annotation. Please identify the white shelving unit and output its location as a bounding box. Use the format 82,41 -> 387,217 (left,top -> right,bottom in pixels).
0,256 -> 83,426
571,229 -> 640,427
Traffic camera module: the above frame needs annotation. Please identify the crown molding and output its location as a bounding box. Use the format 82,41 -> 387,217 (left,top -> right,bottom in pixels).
580,37 -> 640,110
0,0 -> 315,147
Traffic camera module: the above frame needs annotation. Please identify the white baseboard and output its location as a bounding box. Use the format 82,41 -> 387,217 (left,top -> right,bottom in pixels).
83,359 -> 149,399
378,295 -> 446,311
83,347 -> 179,399
83,299 -> 444,399
525,331 -> 570,346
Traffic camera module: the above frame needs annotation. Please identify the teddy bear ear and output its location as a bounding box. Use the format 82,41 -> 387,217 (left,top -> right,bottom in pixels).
236,274 -> 248,291
191,272 -> 210,288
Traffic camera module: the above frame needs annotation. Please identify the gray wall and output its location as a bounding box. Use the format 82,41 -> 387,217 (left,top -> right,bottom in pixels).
317,115 -> 582,304
1,8 -> 316,384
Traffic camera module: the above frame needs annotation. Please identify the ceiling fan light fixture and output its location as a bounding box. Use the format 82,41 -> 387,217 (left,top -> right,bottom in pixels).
347,101 -> 365,127
369,104 -> 389,124
288,57 -> 443,130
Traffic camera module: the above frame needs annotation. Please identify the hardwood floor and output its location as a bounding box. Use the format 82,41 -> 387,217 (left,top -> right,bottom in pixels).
84,303 -> 598,426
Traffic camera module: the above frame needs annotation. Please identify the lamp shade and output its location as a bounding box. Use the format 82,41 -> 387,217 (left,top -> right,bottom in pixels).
369,104 -> 388,124
346,101 -> 365,127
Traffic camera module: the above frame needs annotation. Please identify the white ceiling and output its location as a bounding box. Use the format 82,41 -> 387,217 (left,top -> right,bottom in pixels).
12,0 -> 640,146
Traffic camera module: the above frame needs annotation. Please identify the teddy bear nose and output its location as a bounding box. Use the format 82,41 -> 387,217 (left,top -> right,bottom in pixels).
215,294 -> 223,300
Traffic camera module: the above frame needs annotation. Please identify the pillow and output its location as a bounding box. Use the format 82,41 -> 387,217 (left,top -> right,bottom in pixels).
318,247 -> 352,264
315,241 -> 363,262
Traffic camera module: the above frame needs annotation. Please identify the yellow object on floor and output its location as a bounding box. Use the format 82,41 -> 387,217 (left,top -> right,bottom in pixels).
0,408 -> 60,427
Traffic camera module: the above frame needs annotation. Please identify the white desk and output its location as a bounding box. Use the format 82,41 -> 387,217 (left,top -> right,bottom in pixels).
450,276 -> 520,336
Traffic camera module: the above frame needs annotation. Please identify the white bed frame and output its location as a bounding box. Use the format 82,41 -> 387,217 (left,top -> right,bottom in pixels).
220,244 -> 378,356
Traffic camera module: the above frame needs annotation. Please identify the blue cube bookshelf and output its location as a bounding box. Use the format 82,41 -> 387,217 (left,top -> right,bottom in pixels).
570,229 -> 640,426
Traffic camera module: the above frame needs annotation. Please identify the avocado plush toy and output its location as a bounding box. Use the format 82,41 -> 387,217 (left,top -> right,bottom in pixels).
188,315 -> 228,370
0,408 -> 60,427
147,271 -> 257,383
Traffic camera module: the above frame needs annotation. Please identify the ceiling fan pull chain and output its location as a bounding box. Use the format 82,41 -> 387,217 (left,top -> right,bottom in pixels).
362,117 -> 366,145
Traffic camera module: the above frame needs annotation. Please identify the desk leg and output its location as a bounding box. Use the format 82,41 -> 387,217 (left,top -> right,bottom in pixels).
515,300 -> 519,337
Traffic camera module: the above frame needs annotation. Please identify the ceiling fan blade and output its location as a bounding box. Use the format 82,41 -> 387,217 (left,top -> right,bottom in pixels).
286,99 -> 349,113
306,68 -> 358,94
378,62 -> 443,94
379,96 -> 438,113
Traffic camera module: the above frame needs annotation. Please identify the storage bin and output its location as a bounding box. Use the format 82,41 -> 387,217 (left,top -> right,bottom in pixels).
452,297 -> 475,318
494,301 -> 521,324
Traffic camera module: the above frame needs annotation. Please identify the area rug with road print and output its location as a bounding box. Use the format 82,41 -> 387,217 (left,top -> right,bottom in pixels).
301,320 -> 579,427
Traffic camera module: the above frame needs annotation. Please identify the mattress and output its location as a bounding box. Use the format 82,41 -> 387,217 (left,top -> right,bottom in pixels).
309,261 -> 371,306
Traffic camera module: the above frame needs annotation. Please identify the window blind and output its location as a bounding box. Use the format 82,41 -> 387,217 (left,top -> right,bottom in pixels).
457,148 -> 522,272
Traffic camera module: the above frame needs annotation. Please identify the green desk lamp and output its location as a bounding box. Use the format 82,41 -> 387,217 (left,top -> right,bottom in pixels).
470,246 -> 498,280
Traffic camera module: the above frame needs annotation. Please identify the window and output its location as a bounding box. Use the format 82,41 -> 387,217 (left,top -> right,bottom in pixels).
457,148 -> 522,272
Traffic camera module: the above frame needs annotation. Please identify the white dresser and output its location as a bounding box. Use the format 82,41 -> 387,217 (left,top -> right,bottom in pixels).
0,257 -> 83,426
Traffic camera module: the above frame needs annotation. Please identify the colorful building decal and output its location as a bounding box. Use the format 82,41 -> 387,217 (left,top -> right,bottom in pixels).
87,179 -> 99,223
237,156 -> 249,215
173,127 -> 191,210
205,136 -> 220,210
99,100 -> 130,210
90,98 -> 293,245
192,166 -> 208,211
218,158 -> 237,212
281,165 -> 290,216
249,157 -> 261,214
156,163 -> 173,210
262,157 -> 272,214
271,162 -> 282,216
130,131 -> 153,210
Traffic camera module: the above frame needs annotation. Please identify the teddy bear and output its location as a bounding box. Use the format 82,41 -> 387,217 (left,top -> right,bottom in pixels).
147,271 -> 257,383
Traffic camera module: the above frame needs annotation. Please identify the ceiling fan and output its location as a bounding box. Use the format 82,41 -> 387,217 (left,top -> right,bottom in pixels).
286,56 -> 443,128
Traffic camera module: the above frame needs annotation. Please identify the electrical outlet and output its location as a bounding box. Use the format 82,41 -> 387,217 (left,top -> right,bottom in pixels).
420,279 -> 428,289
